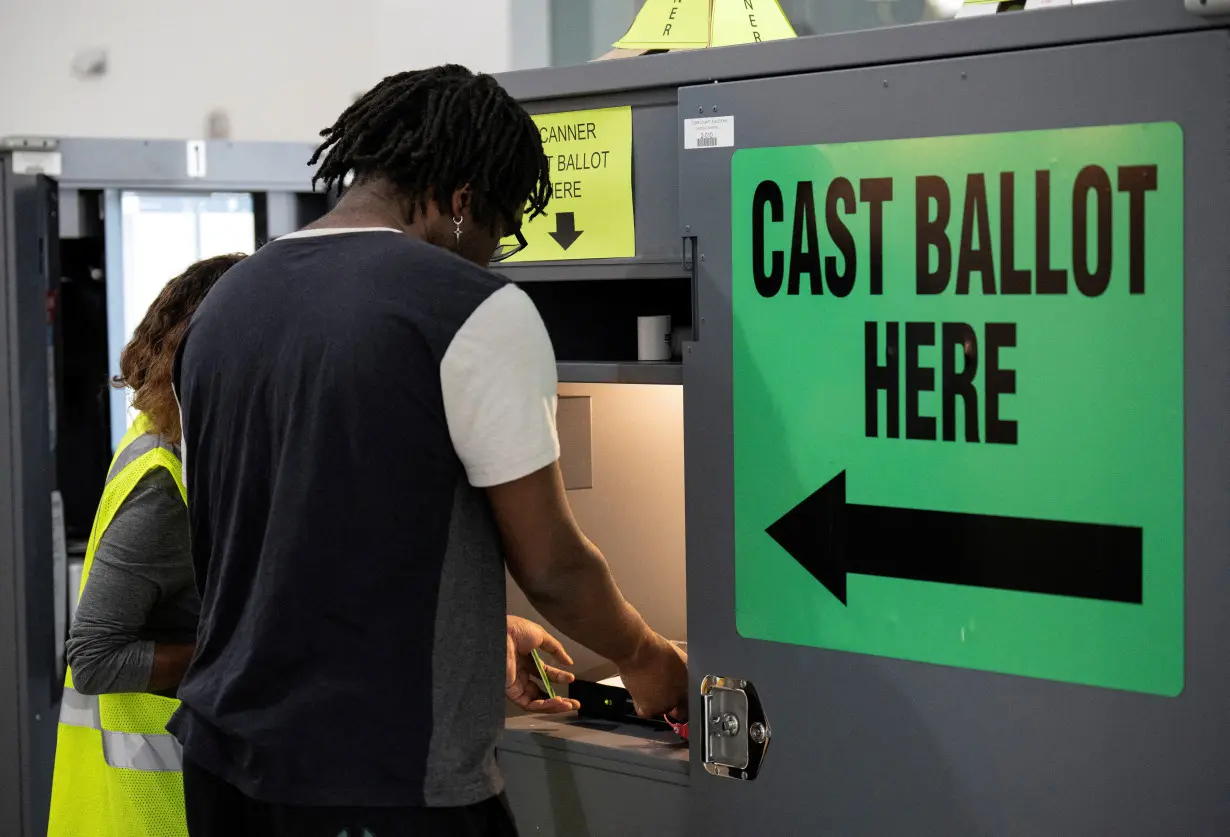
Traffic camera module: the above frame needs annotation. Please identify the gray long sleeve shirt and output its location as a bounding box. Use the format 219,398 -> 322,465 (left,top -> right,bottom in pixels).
66,467 -> 199,696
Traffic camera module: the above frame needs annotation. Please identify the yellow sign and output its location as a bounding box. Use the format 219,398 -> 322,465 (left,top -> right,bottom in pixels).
614,0 -> 796,51
710,0 -> 796,46
616,0 -> 711,49
504,106 -> 635,263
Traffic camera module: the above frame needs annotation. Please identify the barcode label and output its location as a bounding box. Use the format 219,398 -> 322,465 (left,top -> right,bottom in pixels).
684,115 -> 735,150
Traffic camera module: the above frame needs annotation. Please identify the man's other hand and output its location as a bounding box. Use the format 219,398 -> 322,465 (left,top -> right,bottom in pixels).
505,615 -> 580,713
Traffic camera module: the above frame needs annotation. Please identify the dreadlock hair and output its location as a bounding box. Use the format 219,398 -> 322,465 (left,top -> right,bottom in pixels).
113,253 -> 246,444
309,65 -> 552,233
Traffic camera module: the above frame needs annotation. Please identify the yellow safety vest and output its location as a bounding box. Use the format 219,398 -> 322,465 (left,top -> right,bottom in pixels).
47,413 -> 190,837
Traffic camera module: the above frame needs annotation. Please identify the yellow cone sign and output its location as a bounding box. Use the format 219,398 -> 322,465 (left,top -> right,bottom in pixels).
614,0 -> 796,51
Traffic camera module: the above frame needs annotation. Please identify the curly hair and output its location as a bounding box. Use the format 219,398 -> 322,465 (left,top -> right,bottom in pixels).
113,253 -> 246,443
309,64 -> 552,233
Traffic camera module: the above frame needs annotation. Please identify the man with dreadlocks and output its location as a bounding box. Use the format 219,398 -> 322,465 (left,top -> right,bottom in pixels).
169,65 -> 688,836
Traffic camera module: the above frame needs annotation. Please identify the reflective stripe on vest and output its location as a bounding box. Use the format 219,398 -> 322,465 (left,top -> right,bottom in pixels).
58,686 -> 183,773
105,432 -> 179,484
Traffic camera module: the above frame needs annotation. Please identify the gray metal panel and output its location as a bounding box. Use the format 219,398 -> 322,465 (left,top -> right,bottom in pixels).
15,174 -> 58,837
0,154 -> 19,837
499,716 -> 687,837
499,0 -> 1216,104
501,715 -> 688,778
0,164 -> 60,837
680,30 -> 1230,837
495,257 -> 688,283
500,747 -> 688,837
52,139 -> 318,191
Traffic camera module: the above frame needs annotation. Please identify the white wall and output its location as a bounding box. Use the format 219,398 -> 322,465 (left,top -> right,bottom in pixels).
0,0 -> 549,142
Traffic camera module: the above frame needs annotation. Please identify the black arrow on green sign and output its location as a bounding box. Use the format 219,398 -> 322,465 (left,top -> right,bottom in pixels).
766,471 -> 1143,606
549,212 -> 583,250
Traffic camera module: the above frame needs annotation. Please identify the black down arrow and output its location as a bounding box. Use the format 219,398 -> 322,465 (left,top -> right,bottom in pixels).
548,212 -> 583,250
765,471 -> 1143,606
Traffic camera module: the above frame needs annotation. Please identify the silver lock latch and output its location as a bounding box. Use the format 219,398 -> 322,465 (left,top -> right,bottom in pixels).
701,675 -> 771,781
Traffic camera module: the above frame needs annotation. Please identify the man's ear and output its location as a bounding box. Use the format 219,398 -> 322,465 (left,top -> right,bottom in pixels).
452,185 -> 474,219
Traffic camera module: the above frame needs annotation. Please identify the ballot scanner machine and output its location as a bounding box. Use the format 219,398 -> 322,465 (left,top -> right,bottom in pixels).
494,1 -> 1230,835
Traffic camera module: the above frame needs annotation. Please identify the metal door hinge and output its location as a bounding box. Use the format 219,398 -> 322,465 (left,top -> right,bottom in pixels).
701,674 -> 771,781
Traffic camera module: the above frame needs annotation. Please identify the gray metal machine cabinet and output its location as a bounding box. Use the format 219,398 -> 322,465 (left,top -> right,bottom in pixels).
0,138 -> 322,837
679,9 -> 1230,837
0,162 -> 60,837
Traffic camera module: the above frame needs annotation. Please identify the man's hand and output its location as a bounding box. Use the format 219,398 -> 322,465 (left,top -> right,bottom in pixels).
490,465 -> 686,717
506,615 -> 580,713
619,634 -> 688,721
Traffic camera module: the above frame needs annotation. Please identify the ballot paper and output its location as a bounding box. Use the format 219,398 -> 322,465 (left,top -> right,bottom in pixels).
597,642 -> 685,690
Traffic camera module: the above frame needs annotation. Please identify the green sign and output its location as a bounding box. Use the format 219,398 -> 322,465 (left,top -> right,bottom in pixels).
731,123 -> 1183,696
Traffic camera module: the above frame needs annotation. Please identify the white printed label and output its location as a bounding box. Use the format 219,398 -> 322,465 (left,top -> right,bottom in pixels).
684,116 -> 735,150
186,140 -> 207,178
11,151 -> 63,177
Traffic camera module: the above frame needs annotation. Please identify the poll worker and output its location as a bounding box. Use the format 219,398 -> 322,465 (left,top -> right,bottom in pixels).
171,64 -> 689,837
47,254 -> 245,837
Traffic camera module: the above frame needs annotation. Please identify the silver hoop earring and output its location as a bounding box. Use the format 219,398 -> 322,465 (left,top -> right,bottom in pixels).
453,216 -> 464,242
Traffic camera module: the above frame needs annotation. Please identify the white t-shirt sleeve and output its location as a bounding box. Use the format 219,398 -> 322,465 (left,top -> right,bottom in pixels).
441,284 -> 560,488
